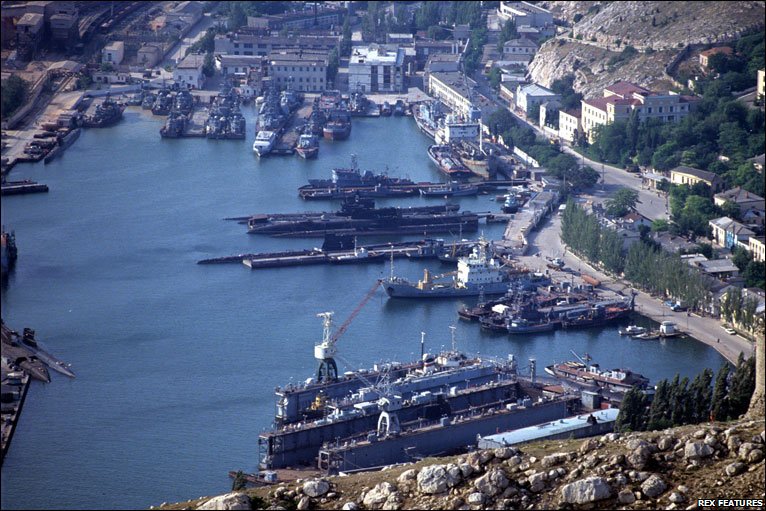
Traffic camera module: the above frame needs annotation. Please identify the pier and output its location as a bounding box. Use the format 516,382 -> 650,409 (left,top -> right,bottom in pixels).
1,180 -> 49,196
272,102 -> 312,155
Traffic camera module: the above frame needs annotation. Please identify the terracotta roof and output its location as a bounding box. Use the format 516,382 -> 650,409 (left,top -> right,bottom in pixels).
605,80 -> 649,98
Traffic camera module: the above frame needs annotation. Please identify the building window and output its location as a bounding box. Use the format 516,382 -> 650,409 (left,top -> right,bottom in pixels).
668,115 -> 674,121
658,106 -> 663,113
669,106 -> 674,112
647,107 -> 652,113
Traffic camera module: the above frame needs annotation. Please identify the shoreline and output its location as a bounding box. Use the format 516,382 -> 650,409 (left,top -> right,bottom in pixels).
519,216 -> 754,366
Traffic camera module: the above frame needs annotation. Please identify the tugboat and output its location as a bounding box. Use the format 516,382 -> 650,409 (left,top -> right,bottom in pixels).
295,133 -> 319,159
380,101 -> 392,116
253,131 -> 277,157
349,92 -> 369,116
323,110 -> 351,140
383,239 -> 513,298
160,112 -> 187,138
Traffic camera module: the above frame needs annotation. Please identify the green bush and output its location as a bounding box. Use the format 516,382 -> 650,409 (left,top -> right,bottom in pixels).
1,75 -> 28,120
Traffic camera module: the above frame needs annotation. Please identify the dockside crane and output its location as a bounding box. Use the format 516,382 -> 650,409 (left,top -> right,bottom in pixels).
314,279 -> 382,383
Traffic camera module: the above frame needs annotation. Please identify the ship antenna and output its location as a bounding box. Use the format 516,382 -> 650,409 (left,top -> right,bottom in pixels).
449,325 -> 457,352
389,244 -> 395,280
420,331 -> 426,360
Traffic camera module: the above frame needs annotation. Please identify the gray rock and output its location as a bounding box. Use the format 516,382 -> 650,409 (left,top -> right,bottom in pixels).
198,492 -> 251,510
398,469 -> 418,483
560,477 -> 612,504
445,464 -> 463,488
738,442 -> 757,459
747,449 -> 764,464
417,465 -> 450,495
684,441 -> 714,460
580,438 -> 599,453
381,493 -> 403,511
458,463 -> 474,478
658,436 -> 675,451
302,480 -> 330,498
473,467 -> 509,497
669,492 -> 686,503
529,472 -> 546,493
604,432 -> 620,442
677,485 -> 689,493
363,482 -> 398,509
617,488 -> 636,504
541,452 -> 568,468
693,429 -> 707,439
724,461 -> 747,477
493,447 -> 516,460
627,438 -> 648,450
466,492 -> 484,505
641,474 -> 668,498
627,447 -> 650,470
506,455 -> 522,467
341,503 -> 359,511
727,435 -> 742,452
296,496 -> 311,511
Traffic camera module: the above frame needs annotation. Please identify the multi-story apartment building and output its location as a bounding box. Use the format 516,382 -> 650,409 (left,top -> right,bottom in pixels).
214,34 -> 341,57
348,46 -> 405,93
558,109 -> 582,143
580,81 -> 698,142
247,6 -> 345,32
515,83 -> 560,117
497,1 -> 553,27
427,72 -> 476,119
749,236 -> 765,262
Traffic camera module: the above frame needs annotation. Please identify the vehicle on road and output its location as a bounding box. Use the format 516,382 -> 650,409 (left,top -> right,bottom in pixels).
723,326 -> 737,335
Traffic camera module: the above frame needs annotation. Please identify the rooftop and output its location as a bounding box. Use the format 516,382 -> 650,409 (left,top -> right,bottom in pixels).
605,80 -> 650,98
177,54 -> 206,69
479,408 -> 619,448
670,165 -> 720,182
700,46 -> 733,58
715,187 -> 765,205
518,83 -> 557,97
503,37 -> 538,48
697,259 -> 740,274
349,46 -> 404,66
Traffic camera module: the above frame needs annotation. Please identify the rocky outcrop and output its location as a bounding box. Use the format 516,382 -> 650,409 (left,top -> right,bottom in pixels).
529,1 -> 765,97
161,419 -> 765,511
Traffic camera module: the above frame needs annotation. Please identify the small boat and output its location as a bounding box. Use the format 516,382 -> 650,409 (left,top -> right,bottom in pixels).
619,325 -> 645,336
634,332 -> 660,340
393,99 -> 406,116
380,101 -> 392,116
507,317 -> 558,334
253,131 -> 277,157
329,247 -> 386,264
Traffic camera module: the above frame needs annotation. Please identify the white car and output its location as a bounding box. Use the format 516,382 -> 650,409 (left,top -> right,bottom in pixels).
723,327 -> 737,335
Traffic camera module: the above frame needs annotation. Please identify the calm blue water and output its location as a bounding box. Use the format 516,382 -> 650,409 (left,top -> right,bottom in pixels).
0,107 -> 726,510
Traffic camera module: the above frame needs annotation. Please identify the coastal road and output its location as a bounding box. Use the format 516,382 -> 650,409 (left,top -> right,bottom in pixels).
519,214 -> 754,365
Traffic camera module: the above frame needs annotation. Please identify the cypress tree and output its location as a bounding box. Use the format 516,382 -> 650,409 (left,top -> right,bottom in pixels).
728,354 -> 756,419
647,379 -> 672,430
711,361 -> 731,422
616,387 -> 648,432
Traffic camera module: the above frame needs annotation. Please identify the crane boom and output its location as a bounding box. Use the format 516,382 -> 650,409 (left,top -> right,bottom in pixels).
330,279 -> 382,343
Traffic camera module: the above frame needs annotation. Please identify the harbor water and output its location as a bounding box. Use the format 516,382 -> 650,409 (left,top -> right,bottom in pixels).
1,106 -> 727,510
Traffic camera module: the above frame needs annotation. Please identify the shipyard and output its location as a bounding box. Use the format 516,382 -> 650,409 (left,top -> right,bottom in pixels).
1,1 -> 763,510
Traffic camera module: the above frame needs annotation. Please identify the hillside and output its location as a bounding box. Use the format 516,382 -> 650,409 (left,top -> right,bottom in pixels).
528,1 -> 765,97
159,418 -> 765,510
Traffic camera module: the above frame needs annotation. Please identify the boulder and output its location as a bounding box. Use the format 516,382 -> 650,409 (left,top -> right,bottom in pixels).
747,449 -> 764,464
560,477 -> 612,504
684,441 -> 714,460
466,492 -> 484,505
641,474 -> 668,498
198,492 -> 251,510
445,464 -> 463,487
341,503 -> 359,510
541,453 -> 568,468
669,492 -> 686,503
417,465 -> 450,494
658,436 -> 675,451
474,467 -> 510,497
529,472 -> 547,493
363,482 -> 398,509
459,463 -> 474,478
626,438 -> 648,450
302,480 -> 330,498
296,496 -> 311,511
398,469 -> 418,483
494,447 -> 516,459
617,488 -> 636,504
580,438 -> 599,453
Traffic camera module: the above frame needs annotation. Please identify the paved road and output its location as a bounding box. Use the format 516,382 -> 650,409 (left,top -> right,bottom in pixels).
162,13 -> 216,68
518,214 -> 754,365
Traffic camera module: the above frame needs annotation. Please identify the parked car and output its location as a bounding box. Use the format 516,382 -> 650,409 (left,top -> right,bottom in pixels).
723,326 -> 737,335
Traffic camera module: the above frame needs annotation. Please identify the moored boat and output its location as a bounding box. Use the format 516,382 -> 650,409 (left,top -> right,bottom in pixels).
419,182 -> 479,198
295,134 -> 319,159
427,145 -> 474,180
253,131 -> 277,157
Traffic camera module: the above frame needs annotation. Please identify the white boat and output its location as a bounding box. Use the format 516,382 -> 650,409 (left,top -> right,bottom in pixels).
253,131 -> 277,157
618,325 -> 646,336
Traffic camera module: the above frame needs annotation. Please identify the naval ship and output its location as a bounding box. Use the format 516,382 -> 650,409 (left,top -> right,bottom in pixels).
382,239 -> 520,298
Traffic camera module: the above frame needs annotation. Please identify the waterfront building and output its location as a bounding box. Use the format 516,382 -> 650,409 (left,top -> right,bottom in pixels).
173,54 -> 206,90
216,55 -> 264,76
247,6 -> 345,32
137,43 -> 162,68
428,71 -> 476,119
515,83 -> 560,117
670,165 -> 723,193
102,41 -> 125,66
214,33 -> 341,57
581,81 -> 698,142
267,51 -> 329,91
348,46 -> 405,93
497,1 -> 553,27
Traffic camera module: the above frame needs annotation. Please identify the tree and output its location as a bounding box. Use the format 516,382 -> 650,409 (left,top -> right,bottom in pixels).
228,2 -> 246,29
651,219 -> 670,232
647,379 -> 672,430
327,48 -> 339,84
728,353 -> 756,419
231,470 -> 247,491
415,1 -> 440,31
340,15 -> 352,55
711,361 -> 731,422
615,387 -> 648,432
497,19 -> 518,51
487,107 -> 516,136
605,188 -> 639,217
1,75 -> 28,120
488,67 -> 502,90
202,53 -> 215,77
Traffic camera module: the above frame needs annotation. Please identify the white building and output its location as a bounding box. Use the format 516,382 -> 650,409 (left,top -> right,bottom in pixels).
137,43 -> 162,68
173,54 -> 206,90
102,41 -> 124,66
558,108 -> 582,143
515,83 -> 560,117
268,51 -> 328,92
497,1 -> 553,27
428,72 -> 476,119
502,38 -> 537,58
216,55 -> 264,76
348,46 -> 405,93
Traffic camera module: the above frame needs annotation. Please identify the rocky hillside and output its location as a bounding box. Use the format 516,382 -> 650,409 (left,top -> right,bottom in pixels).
528,1 -> 765,97
160,419 -> 765,510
